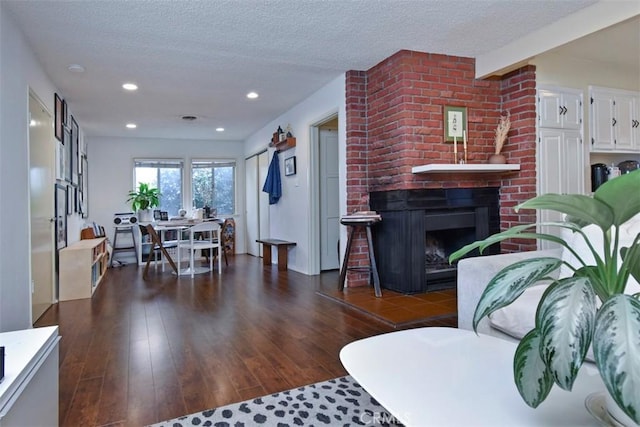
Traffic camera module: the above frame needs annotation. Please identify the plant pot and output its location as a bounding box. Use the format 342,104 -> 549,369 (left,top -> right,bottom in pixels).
488,154 -> 506,164
606,391 -> 639,426
137,209 -> 153,223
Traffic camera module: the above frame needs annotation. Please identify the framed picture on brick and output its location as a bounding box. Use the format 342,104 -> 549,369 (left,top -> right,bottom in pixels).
443,105 -> 467,142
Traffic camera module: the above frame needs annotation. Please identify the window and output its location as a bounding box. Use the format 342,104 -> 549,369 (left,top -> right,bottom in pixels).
192,160 -> 235,215
133,159 -> 183,216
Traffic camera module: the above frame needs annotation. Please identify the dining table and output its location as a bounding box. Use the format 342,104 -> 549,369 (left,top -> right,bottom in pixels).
150,218 -> 222,275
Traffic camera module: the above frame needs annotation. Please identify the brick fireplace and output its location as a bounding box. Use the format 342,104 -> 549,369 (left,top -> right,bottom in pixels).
344,50 -> 537,289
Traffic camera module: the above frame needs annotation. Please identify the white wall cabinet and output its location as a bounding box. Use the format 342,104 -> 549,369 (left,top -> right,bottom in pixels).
590,86 -> 640,152
537,86 -> 585,250
538,88 -> 582,130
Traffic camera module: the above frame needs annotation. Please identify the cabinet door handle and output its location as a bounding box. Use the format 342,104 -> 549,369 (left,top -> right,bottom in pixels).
558,106 -> 567,115
612,118 -> 617,127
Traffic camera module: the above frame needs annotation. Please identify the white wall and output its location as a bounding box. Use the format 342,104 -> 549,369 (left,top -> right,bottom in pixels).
0,6 -> 66,331
244,75 -> 346,274
87,136 -> 247,262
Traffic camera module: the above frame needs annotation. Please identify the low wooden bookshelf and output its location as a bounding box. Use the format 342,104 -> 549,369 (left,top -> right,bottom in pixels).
59,237 -> 108,301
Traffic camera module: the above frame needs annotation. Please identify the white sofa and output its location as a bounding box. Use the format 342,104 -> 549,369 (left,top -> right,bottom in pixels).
457,215 -> 640,340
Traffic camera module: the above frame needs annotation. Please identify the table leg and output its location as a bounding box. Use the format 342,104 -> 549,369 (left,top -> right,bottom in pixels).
365,226 -> 382,297
277,246 -> 288,271
262,243 -> 272,266
338,227 -> 356,291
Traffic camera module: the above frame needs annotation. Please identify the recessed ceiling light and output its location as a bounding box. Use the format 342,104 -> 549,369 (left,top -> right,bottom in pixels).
122,83 -> 138,91
126,123 -> 137,129
246,92 -> 259,99
216,127 -> 225,132
68,64 -> 85,73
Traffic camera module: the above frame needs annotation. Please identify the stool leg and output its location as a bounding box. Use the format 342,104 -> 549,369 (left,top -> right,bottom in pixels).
338,227 -> 355,291
365,226 -> 382,297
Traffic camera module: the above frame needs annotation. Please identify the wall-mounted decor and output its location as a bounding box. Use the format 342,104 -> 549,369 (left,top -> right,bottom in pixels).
71,116 -> 79,185
66,184 -> 74,215
55,141 -> 65,180
55,183 -> 67,251
54,93 -> 64,142
80,154 -> 89,218
62,99 -> 68,127
63,127 -> 72,182
284,156 -> 297,176
443,105 -> 467,142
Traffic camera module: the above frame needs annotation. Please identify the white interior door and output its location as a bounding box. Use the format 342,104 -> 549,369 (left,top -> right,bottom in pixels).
245,154 -> 260,257
320,129 -> 339,270
29,92 -> 55,323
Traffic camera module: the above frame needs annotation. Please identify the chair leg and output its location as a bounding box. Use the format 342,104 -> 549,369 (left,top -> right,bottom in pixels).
190,249 -> 195,278
218,246 -> 222,274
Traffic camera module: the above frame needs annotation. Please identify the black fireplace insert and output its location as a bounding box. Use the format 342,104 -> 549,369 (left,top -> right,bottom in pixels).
370,188 -> 500,293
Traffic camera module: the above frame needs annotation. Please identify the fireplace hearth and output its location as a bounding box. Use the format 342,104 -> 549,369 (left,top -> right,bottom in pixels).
370,188 -> 500,293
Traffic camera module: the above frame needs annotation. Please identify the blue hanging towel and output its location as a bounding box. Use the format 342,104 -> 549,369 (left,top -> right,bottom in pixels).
262,151 -> 282,204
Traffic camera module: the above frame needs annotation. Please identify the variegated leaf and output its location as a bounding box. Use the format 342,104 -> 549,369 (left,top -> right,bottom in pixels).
594,169 -> 640,226
472,257 -> 561,332
593,294 -> 640,424
537,277 -> 597,391
514,329 -> 554,408
621,242 -> 640,293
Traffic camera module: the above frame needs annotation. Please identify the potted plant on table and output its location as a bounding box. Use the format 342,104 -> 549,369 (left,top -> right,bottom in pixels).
450,170 -> 640,425
127,182 -> 160,222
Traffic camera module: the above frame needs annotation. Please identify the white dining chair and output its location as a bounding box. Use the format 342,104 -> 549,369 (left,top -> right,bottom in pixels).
177,221 -> 222,277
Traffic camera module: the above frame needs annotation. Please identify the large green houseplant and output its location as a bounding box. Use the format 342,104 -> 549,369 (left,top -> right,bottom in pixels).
450,169 -> 640,424
127,182 -> 160,221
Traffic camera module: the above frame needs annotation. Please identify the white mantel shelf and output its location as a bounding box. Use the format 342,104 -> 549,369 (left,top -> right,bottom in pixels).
411,164 -> 521,174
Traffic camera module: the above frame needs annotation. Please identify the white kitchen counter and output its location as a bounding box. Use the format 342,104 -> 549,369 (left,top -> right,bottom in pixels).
0,326 -> 60,427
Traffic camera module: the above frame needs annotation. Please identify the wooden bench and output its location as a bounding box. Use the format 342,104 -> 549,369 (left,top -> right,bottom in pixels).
256,239 -> 296,271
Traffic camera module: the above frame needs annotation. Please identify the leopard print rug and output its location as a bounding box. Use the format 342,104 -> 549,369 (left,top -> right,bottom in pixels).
148,375 -> 402,426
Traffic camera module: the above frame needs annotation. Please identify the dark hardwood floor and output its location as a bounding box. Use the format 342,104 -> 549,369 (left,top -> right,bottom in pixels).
35,254 -> 456,427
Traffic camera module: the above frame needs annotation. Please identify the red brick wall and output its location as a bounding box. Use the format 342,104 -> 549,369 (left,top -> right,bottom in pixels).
344,51 -> 537,288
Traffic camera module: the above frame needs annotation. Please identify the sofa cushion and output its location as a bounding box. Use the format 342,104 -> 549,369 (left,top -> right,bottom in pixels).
488,284 -> 547,339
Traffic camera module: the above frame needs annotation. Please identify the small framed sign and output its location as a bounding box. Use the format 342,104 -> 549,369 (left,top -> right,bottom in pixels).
443,105 -> 467,142
284,156 -> 296,176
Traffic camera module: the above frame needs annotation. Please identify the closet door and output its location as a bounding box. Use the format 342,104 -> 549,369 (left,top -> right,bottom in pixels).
245,155 -> 260,257
245,151 -> 270,258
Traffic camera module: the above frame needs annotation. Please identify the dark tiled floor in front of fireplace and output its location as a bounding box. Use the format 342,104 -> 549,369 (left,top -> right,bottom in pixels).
317,284 -> 457,328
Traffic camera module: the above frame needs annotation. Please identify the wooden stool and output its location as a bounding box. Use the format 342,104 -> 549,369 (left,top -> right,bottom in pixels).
338,218 -> 382,297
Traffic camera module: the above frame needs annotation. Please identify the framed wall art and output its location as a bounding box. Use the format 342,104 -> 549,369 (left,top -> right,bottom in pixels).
55,183 -> 67,251
81,154 -> 89,218
443,105 -> 467,142
54,93 -> 64,142
67,184 -> 74,215
284,156 -> 296,176
63,126 -> 72,182
71,116 -> 79,185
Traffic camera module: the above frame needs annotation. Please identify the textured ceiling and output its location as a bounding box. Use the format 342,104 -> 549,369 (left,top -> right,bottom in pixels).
3,0 -> 610,141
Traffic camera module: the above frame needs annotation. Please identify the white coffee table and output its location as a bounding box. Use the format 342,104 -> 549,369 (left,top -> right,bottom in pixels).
340,327 -> 603,426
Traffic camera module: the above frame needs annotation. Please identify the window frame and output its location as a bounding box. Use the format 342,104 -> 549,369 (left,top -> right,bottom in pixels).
132,158 -> 184,216
191,158 -> 237,216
